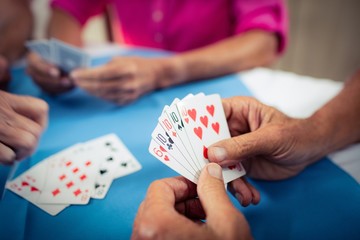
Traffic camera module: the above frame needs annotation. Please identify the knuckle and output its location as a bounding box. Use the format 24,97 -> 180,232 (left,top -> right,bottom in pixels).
15,132 -> 38,153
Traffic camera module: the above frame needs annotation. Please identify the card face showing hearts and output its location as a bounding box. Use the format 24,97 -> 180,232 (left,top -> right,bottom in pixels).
148,139 -> 198,183
6,133 -> 141,215
6,160 -> 68,216
149,93 -> 246,184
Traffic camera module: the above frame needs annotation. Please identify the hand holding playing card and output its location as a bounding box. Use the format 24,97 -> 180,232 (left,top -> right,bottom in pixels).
149,93 -> 246,184
132,163 -> 255,240
71,56 -> 168,105
207,96 -> 318,182
26,39 -> 89,94
27,52 -> 74,94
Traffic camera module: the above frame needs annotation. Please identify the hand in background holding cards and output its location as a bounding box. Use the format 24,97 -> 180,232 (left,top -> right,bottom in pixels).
0,91 -> 48,164
71,56 -> 171,105
132,163 -> 253,240
26,52 -> 74,94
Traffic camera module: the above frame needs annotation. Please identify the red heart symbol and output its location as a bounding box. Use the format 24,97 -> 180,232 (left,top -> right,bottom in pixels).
212,122 -> 220,134
22,181 -> 29,186
160,146 -> 167,152
164,155 -> 169,161
184,118 -> 189,124
172,131 -> 177,137
188,109 -> 197,122
206,105 -> 215,116
203,146 -> 208,159
31,187 -> 39,192
200,115 -> 208,128
194,127 -> 203,140
228,165 -> 236,170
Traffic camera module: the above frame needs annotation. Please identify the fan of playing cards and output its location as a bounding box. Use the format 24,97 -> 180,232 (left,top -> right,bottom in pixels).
6,134 -> 141,216
149,93 -> 246,184
26,38 -> 90,73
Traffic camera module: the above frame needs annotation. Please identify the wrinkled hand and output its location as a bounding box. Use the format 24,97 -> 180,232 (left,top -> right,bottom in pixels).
132,163 -> 255,240
71,56 -> 167,105
208,96 -> 326,183
0,55 -> 11,90
0,90 -> 48,165
26,52 -> 74,94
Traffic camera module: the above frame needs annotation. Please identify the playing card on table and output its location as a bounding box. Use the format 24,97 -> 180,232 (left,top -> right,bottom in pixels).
82,133 -> 141,199
36,144 -> 98,205
5,133 -> 141,215
149,93 -> 246,184
6,160 -> 68,216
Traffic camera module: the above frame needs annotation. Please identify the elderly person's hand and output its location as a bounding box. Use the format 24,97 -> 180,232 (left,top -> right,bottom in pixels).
26,52 -> 74,94
0,90 -> 48,164
132,163 -> 254,240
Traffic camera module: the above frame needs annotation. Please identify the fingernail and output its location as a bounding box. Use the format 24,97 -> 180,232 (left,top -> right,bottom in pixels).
235,193 -> 243,205
207,163 -> 223,180
49,68 -> 59,77
212,147 -> 227,162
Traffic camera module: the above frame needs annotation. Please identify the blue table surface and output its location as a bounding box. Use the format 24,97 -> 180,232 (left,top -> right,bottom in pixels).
0,48 -> 359,240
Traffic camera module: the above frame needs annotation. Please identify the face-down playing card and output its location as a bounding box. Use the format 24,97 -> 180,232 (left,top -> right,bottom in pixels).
51,38 -> 90,73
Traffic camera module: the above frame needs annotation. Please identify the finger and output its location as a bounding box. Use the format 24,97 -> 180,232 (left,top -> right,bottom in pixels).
208,129 -> 272,165
8,94 -> 48,129
132,177 -> 201,239
228,178 -> 260,206
0,126 -> 39,160
175,198 -> 205,219
27,53 -> 60,78
0,143 -> 16,165
197,163 -> 251,238
71,63 -> 132,81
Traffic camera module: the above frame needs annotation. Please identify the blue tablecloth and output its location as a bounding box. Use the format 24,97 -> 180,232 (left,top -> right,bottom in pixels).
0,48 -> 359,240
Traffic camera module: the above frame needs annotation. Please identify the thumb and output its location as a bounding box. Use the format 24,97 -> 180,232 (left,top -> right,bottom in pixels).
197,163 -> 235,224
208,130 -> 270,165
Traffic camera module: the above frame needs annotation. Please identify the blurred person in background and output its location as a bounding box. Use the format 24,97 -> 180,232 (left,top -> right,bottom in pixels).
27,0 -> 288,105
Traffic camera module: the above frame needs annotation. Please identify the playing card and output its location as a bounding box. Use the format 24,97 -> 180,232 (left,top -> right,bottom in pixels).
6,160 -> 68,216
164,99 -> 202,172
26,40 -> 52,62
176,94 -> 246,183
82,134 -> 141,199
37,144 -> 98,205
159,105 -> 201,175
152,123 -> 199,178
149,139 -> 198,183
51,38 -> 90,72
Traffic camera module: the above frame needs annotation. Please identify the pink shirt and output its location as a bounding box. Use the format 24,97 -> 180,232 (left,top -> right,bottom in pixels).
51,0 -> 288,53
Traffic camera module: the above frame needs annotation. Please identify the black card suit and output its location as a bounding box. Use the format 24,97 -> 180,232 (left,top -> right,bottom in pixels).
99,169 -> 108,175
